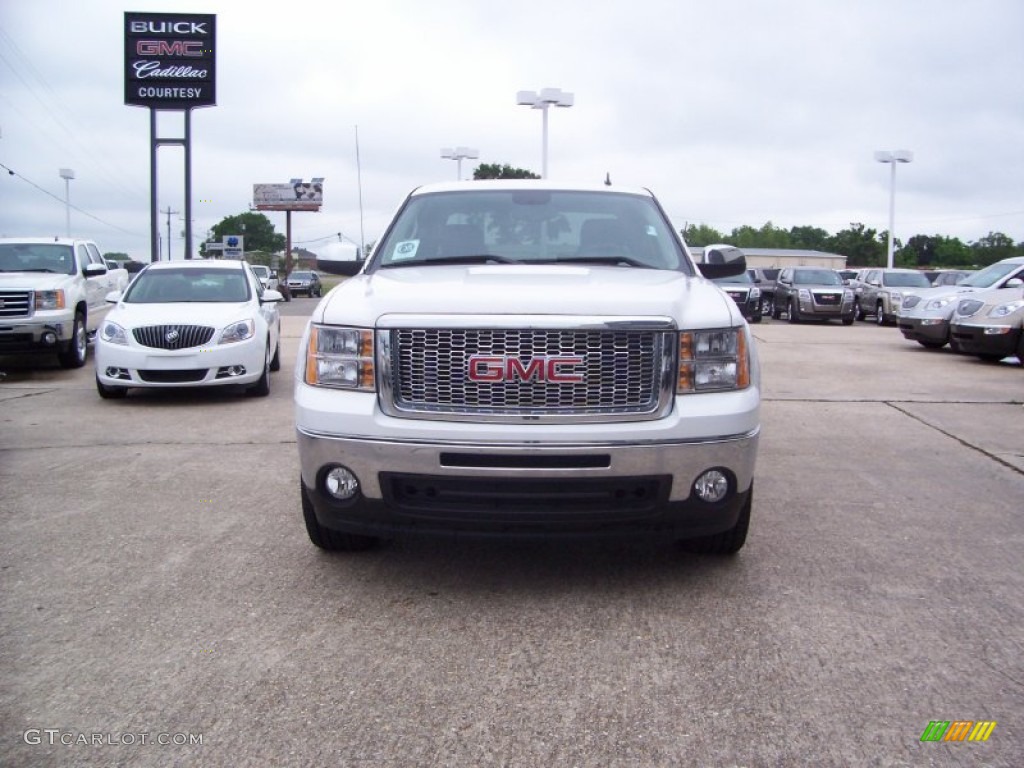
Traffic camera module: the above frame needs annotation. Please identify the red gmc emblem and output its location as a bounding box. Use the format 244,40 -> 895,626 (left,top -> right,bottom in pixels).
467,355 -> 585,383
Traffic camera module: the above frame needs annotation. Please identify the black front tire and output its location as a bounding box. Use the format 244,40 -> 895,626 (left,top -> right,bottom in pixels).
57,313 -> 87,368
269,339 -> 281,372
300,481 -> 380,551
788,298 -> 800,324
246,345 -> 271,397
680,486 -> 752,555
95,375 -> 127,399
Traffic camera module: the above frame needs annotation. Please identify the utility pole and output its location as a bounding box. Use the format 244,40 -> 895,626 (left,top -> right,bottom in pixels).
161,206 -> 179,261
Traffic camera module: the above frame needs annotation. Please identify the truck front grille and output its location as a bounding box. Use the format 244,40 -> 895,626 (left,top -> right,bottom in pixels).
0,291 -> 32,318
384,326 -> 672,422
133,324 -> 216,350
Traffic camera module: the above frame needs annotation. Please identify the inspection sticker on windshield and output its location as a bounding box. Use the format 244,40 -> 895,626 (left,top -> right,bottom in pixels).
392,241 -> 420,261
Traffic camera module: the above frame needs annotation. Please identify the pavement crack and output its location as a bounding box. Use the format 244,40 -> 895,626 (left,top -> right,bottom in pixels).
886,402 -> 1024,476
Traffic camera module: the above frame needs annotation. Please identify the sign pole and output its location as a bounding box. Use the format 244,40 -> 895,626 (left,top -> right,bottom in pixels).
150,109 -> 159,262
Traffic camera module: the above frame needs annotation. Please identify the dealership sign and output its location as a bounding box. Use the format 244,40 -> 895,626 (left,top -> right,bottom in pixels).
124,12 -> 216,109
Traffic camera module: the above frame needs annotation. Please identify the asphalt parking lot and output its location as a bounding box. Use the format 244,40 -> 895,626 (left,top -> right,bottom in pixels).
1,311 -> 1022,767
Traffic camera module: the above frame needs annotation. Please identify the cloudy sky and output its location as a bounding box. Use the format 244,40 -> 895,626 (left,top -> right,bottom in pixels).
1,0 -> 1022,261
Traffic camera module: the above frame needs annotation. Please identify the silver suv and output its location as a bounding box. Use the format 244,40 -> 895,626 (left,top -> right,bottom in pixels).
854,268 -> 932,325
771,267 -> 854,324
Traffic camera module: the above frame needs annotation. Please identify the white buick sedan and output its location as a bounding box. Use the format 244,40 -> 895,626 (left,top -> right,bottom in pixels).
94,260 -> 282,399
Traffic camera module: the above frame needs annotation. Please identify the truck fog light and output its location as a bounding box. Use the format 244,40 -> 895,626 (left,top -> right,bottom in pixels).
694,470 -> 729,503
324,466 -> 359,500
42,331 -> 57,346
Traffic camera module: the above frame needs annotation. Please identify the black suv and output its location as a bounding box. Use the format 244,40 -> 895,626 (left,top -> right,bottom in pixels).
714,271 -> 762,323
286,270 -> 323,298
772,267 -> 854,324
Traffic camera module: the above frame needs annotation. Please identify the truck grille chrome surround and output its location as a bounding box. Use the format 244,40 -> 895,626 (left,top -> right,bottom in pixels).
133,324 -> 215,350
377,314 -> 677,423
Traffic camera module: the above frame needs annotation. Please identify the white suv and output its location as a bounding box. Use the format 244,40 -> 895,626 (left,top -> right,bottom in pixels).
295,182 -> 761,554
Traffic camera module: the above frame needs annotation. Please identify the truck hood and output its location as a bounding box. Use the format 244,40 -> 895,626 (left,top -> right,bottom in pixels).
0,272 -> 72,290
316,264 -> 739,328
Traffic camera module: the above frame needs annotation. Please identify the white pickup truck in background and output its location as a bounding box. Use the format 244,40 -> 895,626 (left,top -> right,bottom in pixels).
0,237 -> 129,368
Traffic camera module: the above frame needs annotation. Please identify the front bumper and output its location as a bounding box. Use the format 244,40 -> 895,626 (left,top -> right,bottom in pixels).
95,336 -> 266,388
949,322 -> 1021,358
0,315 -> 75,354
897,314 -> 950,343
297,427 -> 759,539
796,296 -> 853,318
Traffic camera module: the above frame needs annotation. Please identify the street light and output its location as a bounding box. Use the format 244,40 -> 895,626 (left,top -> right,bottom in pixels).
516,87 -> 574,179
59,168 -> 75,236
874,149 -> 913,269
440,147 -> 479,180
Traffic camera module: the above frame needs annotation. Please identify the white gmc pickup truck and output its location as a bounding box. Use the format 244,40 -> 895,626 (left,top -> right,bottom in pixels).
0,237 -> 128,367
295,182 -> 760,554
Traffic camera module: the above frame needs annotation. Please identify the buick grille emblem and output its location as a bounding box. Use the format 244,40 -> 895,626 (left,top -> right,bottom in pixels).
165,329 -> 180,344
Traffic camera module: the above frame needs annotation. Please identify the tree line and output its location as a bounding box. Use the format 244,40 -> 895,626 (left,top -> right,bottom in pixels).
681,221 -> 1022,269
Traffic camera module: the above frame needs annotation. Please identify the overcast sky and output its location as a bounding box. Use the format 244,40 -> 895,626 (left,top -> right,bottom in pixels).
2,0 -> 1022,261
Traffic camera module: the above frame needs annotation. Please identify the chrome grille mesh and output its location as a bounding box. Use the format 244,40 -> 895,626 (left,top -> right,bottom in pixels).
390,328 -> 664,415
0,291 -> 31,318
133,324 -> 215,350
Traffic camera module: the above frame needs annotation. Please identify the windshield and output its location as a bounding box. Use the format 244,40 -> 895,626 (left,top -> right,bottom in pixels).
960,261 -> 1021,288
0,243 -> 76,275
882,272 -> 931,288
290,271 -> 312,279
123,267 -> 251,303
250,265 -> 269,277
793,269 -> 842,286
370,189 -> 690,272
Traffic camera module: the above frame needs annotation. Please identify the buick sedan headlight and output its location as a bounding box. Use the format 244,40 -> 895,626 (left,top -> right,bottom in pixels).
305,326 -> 375,390
219,319 -> 255,344
34,290 -> 65,311
678,329 -> 750,393
990,300 -> 1024,318
100,321 -> 129,346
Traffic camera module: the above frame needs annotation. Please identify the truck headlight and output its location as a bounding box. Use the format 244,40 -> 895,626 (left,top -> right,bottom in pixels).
34,289 -> 66,310
677,328 -> 750,393
100,321 -> 129,346
305,326 -> 375,390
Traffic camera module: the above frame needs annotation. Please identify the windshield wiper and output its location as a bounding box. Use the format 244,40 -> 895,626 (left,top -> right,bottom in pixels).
557,256 -> 655,269
381,254 -> 517,268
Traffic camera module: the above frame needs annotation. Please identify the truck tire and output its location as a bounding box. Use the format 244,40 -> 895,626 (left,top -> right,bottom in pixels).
788,298 -> 800,324
770,298 -> 781,320
680,486 -> 752,555
301,481 -> 379,551
875,302 -> 887,326
57,312 -> 87,368
853,300 -> 864,321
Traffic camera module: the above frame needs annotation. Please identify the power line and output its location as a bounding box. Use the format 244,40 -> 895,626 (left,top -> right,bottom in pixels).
1,160 -> 144,236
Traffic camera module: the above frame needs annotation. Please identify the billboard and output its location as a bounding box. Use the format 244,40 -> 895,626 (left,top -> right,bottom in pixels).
124,12 -> 216,109
253,182 -> 324,212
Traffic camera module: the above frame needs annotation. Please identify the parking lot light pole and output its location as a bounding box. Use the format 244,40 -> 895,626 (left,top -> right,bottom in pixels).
59,168 -> 75,236
516,88 -> 574,179
874,150 -> 913,269
440,147 -> 479,180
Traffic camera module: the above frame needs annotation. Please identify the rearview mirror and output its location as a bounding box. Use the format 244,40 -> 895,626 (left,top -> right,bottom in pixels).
697,244 -> 747,279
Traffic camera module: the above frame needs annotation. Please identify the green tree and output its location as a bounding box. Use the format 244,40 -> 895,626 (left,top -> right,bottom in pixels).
201,212 -> 285,257
828,223 -> 886,267
681,223 -> 725,246
788,226 -> 831,251
970,231 -> 1019,266
900,235 -> 972,268
729,222 -> 792,249
473,163 -> 540,180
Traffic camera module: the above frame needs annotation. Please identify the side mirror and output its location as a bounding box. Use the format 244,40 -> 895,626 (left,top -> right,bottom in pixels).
269,271 -> 278,279
697,243 -> 747,279
84,263 -> 108,277
1005,278 -> 1023,289
261,289 -> 284,303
